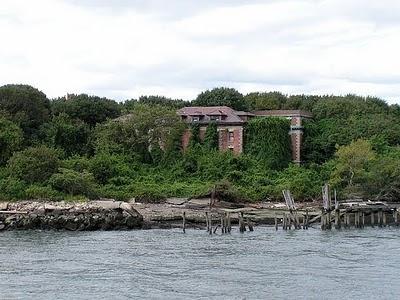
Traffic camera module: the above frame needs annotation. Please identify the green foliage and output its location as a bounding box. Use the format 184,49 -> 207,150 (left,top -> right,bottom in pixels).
40,113 -> 92,156
330,139 -> 376,196
0,177 -> 27,200
0,84 -> 50,139
245,92 -> 287,110
189,123 -> 201,146
8,145 -> 60,184
124,95 -> 189,111
203,122 -> 218,149
95,104 -> 185,162
89,152 -> 120,184
51,94 -> 121,127
245,118 -> 291,169
275,164 -> 323,200
25,185 -> 61,200
49,168 -> 98,199
2,83 -> 400,203
0,117 -> 23,165
193,87 -> 247,111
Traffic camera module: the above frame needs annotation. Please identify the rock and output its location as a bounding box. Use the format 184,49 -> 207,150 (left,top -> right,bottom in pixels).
0,222 -> 5,230
0,202 -> 8,210
166,198 -> 188,205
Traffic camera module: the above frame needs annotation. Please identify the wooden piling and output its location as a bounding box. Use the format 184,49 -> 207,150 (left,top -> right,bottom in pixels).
227,212 -> 231,233
378,210 -> 382,227
394,209 -> 398,226
383,211 -> 387,227
335,209 -> 341,229
248,222 -> 254,232
362,212 -> 365,228
182,211 -> 186,233
205,212 -> 210,233
220,215 -> 224,234
295,213 -> 301,229
283,214 -> 287,230
371,211 -> 375,227
275,213 -> 278,231
305,210 -> 309,230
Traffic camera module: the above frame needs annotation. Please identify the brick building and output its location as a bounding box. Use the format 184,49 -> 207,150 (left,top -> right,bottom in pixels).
177,106 -> 312,163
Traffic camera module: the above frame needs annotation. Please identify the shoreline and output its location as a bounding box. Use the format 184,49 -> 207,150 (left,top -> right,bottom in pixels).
0,198 -> 322,231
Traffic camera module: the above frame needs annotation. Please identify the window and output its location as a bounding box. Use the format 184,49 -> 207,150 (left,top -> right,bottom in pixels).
210,115 -> 221,121
192,116 -> 200,122
228,131 -> 234,142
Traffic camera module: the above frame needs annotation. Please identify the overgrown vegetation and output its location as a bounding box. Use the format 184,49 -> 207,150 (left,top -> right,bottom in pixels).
1,84 -> 400,202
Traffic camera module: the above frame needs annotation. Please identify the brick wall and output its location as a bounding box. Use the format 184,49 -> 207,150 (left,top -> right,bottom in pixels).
218,126 -> 243,155
181,129 -> 191,152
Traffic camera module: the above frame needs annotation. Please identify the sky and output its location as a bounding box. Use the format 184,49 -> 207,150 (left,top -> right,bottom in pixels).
1,0 -> 400,103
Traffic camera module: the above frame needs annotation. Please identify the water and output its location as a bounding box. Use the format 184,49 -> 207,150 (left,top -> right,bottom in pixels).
1,227 -> 400,300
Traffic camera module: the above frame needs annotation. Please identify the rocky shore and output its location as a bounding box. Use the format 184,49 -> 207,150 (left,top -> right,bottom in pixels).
0,198 -> 322,231
0,201 -> 143,231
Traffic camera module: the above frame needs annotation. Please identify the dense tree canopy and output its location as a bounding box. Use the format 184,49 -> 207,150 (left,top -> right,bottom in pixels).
51,94 -> 121,126
1,84 -> 400,202
0,117 -> 23,165
0,84 -> 50,139
192,87 -> 247,111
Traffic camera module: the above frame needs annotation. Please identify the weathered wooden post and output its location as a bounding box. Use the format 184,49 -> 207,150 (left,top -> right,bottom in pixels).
283,214 -> 287,230
305,210 -> 309,230
335,209 -> 341,229
209,214 -> 213,235
182,211 -> 186,233
248,221 -> 254,232
227,212 -> 231,233
383,211 -> 387,227
394,209 -> 398,226
361,212 -> 365,228
220,215 -> 224,234
355,211 -> 360,228
371,211 -> 375,227
205,212 -> 210,233
378,210 -> 382,227
275,213 -> 278,231
343,211 -> 348,228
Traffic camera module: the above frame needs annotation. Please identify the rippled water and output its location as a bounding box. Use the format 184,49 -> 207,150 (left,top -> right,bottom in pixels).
1,227 -> 400,299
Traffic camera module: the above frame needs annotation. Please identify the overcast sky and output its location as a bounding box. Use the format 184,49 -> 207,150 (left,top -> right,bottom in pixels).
1,0 -> 400,102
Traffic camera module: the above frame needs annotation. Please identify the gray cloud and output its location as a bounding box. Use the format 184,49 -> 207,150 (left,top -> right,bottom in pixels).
1,0 -> 400,103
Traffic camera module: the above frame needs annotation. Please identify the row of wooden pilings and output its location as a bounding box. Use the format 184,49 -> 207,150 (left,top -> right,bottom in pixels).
320,208 -> 399,230
279,210 -> 309,230
182,211 -> 254,234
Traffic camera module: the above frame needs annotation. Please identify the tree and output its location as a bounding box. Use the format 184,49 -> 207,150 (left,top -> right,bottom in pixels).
51,94 -> 121,127
192,87 -> 247,111
49,168 -> 98,199
244,92 -> 286,110
0,84 -> 51,139
124,96 -> 189,111
8,145 -> 60,184
40,113 -> 92,156
95,104 -> 185,162
0,117 -> 23,165
330,139 -> 376,195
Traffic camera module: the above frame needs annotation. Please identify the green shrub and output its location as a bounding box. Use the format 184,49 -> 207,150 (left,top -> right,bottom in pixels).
49,168 -> 98,199
0,177 -> 27,200
25,185 -> 61,200
8,145 -> 60,184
